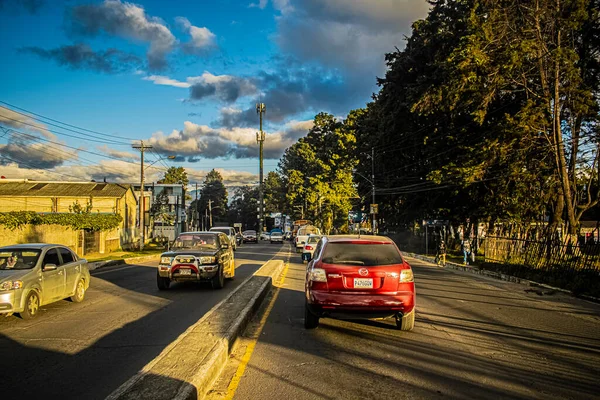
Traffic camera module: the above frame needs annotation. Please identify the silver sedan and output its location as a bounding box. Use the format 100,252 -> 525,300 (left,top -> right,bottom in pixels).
0,244 -> 90,319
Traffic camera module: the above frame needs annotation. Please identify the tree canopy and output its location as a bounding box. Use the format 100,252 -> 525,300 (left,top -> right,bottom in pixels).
193,169 -> 228,225
158,167 -> 189,186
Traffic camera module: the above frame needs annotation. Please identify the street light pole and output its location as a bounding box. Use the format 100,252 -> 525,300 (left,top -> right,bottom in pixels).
256,103 -> 266,234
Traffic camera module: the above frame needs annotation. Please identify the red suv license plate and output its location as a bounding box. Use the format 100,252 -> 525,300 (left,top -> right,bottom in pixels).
354,278 -> 373,288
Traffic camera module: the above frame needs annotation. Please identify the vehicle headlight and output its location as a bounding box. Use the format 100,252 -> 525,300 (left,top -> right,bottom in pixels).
0,280 -> 23,291
308,268 -> 327,282
160,256 -> 174,265
200,256 -> 216,264
399,269 -> 414,283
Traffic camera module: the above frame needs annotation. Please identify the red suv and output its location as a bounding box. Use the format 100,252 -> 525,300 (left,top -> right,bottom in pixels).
304,235 -> 416,330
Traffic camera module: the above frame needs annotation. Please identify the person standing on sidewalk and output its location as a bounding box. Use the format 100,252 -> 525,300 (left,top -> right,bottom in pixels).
436,240 -> 447,266
461,238 -> 471,265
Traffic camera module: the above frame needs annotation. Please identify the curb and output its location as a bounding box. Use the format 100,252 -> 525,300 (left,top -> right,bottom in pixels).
106,258 -> 285,400
87,254 -> 161,271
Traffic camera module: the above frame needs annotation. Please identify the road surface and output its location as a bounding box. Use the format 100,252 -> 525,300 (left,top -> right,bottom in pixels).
209,242 -> 600,400
0,241 -> 283,400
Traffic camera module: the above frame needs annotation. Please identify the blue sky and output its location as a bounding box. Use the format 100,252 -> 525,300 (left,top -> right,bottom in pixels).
0,0 -> 429,187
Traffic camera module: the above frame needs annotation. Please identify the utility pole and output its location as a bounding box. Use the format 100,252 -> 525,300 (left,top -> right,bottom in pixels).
371,147 -> 376,234
208,199 -> 213,229
195,182 -> 198,231
256,103 -> 266,233
175,195 -> 179,236
132,141 -> 153,249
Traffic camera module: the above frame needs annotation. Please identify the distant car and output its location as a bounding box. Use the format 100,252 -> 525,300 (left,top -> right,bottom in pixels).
0,244 -> 90,319
270,229 -> 284,244
242,230 -> 257,243
295,225 -> 321,252
157,232 -> 235,290
260,232 -> 270,241
304,235 -> 416,331
302,234 -> 323,262
209,226 -> 238,251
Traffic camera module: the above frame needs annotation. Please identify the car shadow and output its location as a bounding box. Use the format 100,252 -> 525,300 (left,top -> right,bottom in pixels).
0,249 -> 287,400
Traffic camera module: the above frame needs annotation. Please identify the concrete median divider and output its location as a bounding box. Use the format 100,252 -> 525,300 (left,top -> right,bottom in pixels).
105,258 -> 285,400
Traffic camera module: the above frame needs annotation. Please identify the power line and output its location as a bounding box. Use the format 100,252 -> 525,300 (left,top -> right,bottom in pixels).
0,113 -> 128,146
3,127 -> 168,173
0,100 -> 138,141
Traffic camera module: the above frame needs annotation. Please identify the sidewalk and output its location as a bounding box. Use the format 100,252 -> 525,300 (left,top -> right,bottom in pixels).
403,251 -> 577,297
86,249 -> 163,271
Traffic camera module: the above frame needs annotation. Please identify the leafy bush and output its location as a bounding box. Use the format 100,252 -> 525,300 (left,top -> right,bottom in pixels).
0,211 -> 122,232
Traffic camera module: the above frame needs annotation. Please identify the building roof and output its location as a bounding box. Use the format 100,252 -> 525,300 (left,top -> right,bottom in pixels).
0,181 -> 133,198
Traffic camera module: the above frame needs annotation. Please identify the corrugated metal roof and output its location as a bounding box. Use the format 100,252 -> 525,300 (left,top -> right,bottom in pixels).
0,181 -> 132,198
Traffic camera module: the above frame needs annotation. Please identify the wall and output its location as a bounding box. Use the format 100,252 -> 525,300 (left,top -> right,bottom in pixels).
0,197 -> 53,212
0,224 -> 82,255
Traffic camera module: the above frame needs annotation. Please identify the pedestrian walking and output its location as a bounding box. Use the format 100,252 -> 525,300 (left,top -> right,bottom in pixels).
461,238 -> 471,265
435,240 -> 446,266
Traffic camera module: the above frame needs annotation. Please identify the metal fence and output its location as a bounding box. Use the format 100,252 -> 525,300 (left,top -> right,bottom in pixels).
484,236 -> 600,272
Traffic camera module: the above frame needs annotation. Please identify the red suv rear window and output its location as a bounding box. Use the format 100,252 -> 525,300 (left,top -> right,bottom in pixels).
321,243 -> 403,266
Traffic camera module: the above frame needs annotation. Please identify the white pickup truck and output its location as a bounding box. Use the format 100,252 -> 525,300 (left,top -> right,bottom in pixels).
295,225 -> 321,252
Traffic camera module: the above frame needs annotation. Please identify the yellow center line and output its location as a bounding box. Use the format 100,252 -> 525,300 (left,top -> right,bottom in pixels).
224,249 -> 291,400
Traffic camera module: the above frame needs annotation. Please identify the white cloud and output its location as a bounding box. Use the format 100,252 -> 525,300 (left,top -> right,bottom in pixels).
249,0 -> 269,9
143,75 -> 191,88
189,72 -> 257,103
0,141 -> 77,169
70,0 -> 178,70
97,145 -> 140,161
147,118 -> 313,160
0,107 -> 55,140
0,160 -> 258,187
176,16 -> 217,54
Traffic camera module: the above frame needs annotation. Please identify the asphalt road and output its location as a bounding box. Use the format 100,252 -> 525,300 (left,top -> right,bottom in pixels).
210,242 -> 600,400
0,240 -> 281,400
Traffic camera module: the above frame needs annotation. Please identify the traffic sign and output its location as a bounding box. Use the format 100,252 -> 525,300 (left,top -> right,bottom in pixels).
370,204 -> 378,214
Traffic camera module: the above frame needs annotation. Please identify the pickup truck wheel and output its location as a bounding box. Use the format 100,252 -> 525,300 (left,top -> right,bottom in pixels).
212,266 -> 225,289
70,279 -> 86,303
157,273 -> 170,291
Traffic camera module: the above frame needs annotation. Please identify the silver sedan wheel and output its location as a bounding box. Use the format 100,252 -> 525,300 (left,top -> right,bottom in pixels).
70,279 -> 86,303
27,294 -> 39,315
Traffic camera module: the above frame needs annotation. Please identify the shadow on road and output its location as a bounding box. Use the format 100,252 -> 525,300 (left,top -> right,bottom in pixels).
0,244 -> 288,400
232,256 -> 600,400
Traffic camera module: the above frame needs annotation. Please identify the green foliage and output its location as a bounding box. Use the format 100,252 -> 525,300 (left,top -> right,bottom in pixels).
150,190 -> 174,225
279,112 -> 359,233
159,167 -> 189,186
348,0 -> 599,234
0,211 -> 122,231
194,169 -> 228,223
69,198 -> 93,214
228,186 -> 259,230
263,171 -> 286,213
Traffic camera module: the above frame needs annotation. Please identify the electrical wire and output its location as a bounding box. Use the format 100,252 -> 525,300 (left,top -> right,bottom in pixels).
0,113 -> 129,146
0,101 -> 138,142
